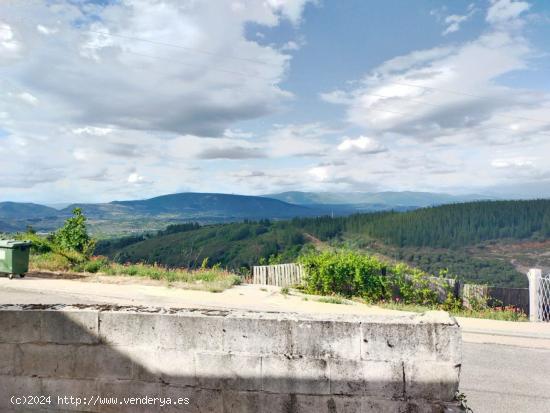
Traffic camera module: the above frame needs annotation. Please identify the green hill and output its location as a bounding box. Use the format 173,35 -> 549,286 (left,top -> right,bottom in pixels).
98,200 -> 550,287
0,202 -> 59,219
62,192 -> 320,221
0,193 -> 323,234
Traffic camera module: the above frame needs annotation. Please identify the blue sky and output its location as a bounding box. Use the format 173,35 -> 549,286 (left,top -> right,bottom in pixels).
1,0 -> 550,202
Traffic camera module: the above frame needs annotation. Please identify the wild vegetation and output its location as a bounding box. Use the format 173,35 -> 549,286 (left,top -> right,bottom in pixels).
299,250 -> 444,305
95,200 -> 550,287
297,250 -> 526,321
19,207 -> 530,320
19,209 -> 240,292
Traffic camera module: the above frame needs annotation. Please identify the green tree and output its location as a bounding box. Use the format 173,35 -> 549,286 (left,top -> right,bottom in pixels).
543,213 -> 550,237
54,208 -> 95,256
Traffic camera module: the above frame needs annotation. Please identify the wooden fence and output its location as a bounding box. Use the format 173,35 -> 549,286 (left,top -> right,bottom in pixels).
251,263 -> 530,314
252,264 -> 305,287
461,284 -> 529,314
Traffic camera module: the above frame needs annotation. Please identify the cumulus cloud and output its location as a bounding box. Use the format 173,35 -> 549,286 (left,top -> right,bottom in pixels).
319,0 -> 550,194
486,0 -> 530,25
0,0 -> 548,200
1,0 -> 315,136
262,123 -> 335,157
36,25 -> 58,35
72,126 -> 112,136
0,0 -> 315,201
308,166 -> 329,182
337,136 -> 387,154
491,157 -> 535,168
0,22 -> 21,59
321,0 -> 548,145
127,172 -> 145,184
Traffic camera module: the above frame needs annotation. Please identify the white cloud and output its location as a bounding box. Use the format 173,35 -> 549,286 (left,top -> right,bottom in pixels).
431,4 -> 476,35
281,40 -> 300,51
17,92 -> 38,105
127,172 -> 145,184
442,14 -> 471,35
1,1 -> 315,137
223,129 -> 254,139
308,166 -> 329,181
322,2 -> 546,144
318,0 -> 550,194
72,126 -> 113,136
486,0 -> 530,25
73,149 -> 89,161
0,22 -> 20,58
491,157 -> 534,168
265,0 -> 315,25
0,0 -> 320,201
36,25 -> 58,35
263,123 -> 334,157
337,136 -> 387,154
0,0 -> 548,200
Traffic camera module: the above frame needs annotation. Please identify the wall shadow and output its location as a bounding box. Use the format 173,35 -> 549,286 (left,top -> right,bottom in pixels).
0,304 -> 460,413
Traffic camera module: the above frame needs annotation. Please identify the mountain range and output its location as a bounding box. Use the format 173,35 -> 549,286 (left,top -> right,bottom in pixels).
0,190 -> 499,235
265,191 -> 496,208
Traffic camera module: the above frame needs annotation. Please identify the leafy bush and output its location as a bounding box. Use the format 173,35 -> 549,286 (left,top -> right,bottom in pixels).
388,263 -> 440,306
299,250 -> 388,301
300,250 -> 451,307
53,208 -> 95,256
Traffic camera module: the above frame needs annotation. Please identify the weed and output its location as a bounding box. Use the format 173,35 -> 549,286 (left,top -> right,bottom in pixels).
317,296 -> 348,305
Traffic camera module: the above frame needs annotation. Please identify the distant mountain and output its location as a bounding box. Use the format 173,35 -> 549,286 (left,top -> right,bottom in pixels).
63,193 -> 320,220
0,191 -> 496,235
0,202 -> 59,219
265,191 -> 496,208
0,193 -> 326,234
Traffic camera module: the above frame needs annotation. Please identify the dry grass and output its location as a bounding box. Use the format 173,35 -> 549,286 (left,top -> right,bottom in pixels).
29,253 -> 241,293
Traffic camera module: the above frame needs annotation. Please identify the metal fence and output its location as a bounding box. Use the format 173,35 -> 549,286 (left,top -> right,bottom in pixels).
525,269 -> 550,322
251,263 -> 534,318
252,263 -> 305,287
536,273 -> 550,321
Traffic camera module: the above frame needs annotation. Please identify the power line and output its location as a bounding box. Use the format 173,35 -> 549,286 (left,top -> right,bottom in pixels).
79,44 -> 279,82
361,105 -> 550,138
386,81 -> 549,124
361,91 -> 550,126
86,29 -> 272,66
119,49 -> 272,80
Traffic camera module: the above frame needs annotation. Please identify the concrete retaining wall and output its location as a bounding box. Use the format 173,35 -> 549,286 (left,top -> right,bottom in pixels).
0,305 -> 462,412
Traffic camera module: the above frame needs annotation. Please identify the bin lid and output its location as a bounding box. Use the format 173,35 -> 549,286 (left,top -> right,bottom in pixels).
0,239 -> 32,248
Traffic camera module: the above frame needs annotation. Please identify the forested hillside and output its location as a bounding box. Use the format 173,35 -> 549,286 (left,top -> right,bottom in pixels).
291,200 -> 550,247
98,220 -> 306,270
97,200 -> 550,287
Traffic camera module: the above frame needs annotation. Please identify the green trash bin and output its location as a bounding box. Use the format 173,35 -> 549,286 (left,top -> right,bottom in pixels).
0,240 -> 31,279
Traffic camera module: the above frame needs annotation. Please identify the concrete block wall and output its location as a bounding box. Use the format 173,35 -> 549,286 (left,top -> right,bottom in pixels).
0,305 -> 462,412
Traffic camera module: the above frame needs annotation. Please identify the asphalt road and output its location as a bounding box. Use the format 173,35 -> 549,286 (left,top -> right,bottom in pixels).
461,342 -> 550,413
2,275 -> 550,412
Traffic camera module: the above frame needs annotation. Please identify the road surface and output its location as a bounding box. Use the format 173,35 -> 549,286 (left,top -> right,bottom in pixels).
462,342 -> 550,413
2,274 -> 550,413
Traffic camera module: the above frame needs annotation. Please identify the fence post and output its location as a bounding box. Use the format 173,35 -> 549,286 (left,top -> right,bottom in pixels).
527,268 -> 541,322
